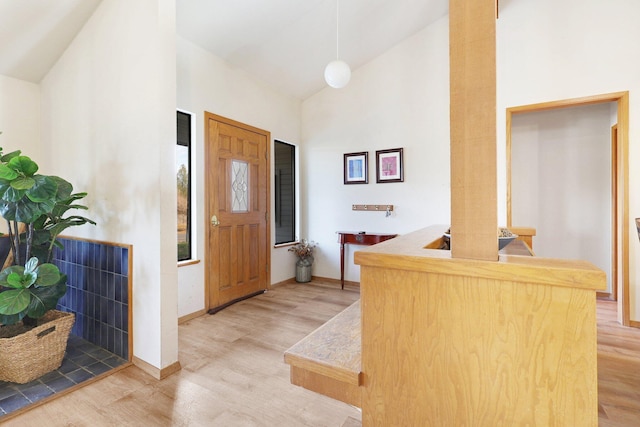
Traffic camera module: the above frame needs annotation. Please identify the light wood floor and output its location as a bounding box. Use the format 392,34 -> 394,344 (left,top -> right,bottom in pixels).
4,281 -> 640,426
3,280 -> 362,426
597,300 -> 640,426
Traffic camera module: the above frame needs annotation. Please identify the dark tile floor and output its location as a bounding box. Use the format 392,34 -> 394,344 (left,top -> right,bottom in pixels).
0,334 -> 128,417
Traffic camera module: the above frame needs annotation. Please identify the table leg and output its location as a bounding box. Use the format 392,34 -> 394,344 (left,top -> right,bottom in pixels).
340,242 -> 345,289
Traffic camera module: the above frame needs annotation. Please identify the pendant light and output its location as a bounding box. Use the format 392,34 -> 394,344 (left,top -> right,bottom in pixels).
324,0 -> 351,88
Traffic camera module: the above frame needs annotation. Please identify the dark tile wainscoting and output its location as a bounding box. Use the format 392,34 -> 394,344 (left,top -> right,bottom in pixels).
55,237 -> 131,361
0,237 -> 132,418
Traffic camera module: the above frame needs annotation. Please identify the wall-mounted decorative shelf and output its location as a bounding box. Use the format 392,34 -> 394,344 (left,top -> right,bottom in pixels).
352,204 -> 394,212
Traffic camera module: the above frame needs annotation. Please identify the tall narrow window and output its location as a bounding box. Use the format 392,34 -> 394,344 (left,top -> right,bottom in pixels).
274,140 -> 296,244
177,110 -> 192,261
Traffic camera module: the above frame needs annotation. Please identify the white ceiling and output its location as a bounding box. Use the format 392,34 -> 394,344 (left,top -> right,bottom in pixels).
0,0 -> 448,100
177,0 -> 449,99
0,0 -> 102,83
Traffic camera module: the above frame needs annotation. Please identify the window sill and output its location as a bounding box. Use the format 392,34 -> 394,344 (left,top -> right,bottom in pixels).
274,242 -> 298,249
178,259 -> 201,268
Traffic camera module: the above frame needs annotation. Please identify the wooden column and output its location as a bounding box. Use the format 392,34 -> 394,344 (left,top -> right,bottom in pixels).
449,0 -> 498,260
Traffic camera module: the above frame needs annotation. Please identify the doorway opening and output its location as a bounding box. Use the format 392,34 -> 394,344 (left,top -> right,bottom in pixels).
506,91 -> 631,326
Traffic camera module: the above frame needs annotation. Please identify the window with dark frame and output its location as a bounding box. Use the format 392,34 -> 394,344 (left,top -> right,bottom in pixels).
177,111 -> 192,261
274,140 -> 296,245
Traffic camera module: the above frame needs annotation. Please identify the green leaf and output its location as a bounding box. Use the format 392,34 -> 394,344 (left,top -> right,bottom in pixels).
6,272 -> 23,287
7,271 -> 36,288
26,281 -> 66,318
28,241 -> 54,264
2,186 -> 27,202
13,198 -> 54,223
0,163 -> 18,180
50,203 -> 89,218
47,216 -> 96,237
0,179 -> 11,196
0,288 -> 30,315
32,228 -> 53,245
68,192 -> 88,200
8,155 -> 38,176
10,176 -> 35,190
0,265 -> 25,288
26,175 -> 57,202
50,176 -> 73,200
24,257 -> 39,274
0,150 -> 22,163
35,263 -> 61,286
0,202 -> 17,221
36,198 -> 56,214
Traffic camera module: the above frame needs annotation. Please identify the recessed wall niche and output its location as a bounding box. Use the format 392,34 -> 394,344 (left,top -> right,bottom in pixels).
55,237 -> 132,361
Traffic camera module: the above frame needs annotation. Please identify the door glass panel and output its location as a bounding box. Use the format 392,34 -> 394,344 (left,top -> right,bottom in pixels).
231,159 -> 249,212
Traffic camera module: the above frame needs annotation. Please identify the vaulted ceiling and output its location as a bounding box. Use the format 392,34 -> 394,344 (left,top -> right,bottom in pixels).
0,0 -> 102,83
0,0 -> 448,100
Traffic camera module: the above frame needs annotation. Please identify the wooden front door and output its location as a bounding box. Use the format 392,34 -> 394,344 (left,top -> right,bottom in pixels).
205,112 -> 270,311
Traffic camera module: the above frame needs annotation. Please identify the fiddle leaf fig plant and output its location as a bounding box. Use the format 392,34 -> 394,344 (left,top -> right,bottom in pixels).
0,257 -> 64,324
29,176 -> 95,264
0,144 -> 94,326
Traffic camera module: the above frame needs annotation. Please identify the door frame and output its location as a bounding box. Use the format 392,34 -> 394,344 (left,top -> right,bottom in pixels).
506,91 -> 631,326
203,112 -> 271,312
611,124 -> 619,302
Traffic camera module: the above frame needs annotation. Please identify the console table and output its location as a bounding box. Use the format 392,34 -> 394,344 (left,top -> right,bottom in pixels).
337,231 -> 397,289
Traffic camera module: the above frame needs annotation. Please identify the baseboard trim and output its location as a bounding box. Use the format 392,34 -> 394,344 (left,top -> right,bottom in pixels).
178,309 -> 207,324
630,320 -> 640,329
271,276 -> 360,289
133,357 -> 182,380
312,276 -> 361,288
596,291 -> 614,300
271,278 -> 298,287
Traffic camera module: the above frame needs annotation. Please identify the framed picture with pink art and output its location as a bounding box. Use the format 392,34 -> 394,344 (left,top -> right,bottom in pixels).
375,148 -> 404,183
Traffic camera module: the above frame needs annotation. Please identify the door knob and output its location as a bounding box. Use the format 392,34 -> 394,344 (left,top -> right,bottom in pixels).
211,215 -> 220,226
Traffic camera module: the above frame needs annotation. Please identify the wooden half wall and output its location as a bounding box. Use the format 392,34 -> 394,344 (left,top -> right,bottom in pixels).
355,226 -> 605,426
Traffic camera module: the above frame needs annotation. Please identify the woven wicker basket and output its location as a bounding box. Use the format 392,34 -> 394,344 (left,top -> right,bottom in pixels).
0,310 -> 75,384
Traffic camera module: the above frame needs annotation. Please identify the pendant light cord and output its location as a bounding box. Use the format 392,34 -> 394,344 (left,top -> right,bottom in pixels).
336,0 -> 340,60
324,0 -> 350,88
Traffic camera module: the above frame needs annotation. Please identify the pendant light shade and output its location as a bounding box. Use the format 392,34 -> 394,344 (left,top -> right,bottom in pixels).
325,0 -> 350,88
324,59 -> 351,88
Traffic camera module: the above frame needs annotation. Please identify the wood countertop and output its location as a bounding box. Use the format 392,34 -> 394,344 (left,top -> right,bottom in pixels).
354,225 -> 606,292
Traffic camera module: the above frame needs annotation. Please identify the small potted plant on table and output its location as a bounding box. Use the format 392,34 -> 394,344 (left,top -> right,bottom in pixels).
288,239 -> 317,283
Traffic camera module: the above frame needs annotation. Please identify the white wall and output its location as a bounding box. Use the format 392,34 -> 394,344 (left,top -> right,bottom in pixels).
302,0 -> 640,321
20,0 -> 640,349
0,75 -> 42,236
40,0 -> 178,371
511,103 -> 613,291
301,17 -> 451,283
0,75 -> 41,165
176,36 -> 302,317
497,0 -> 640,320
